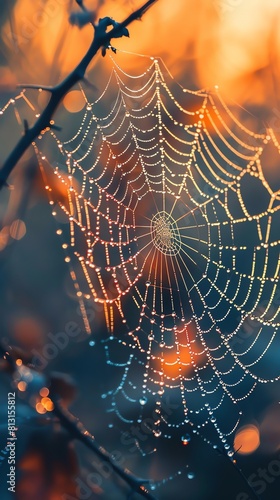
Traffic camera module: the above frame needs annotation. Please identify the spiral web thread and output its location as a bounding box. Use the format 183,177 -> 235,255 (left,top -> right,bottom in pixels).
2,52 -> 280,451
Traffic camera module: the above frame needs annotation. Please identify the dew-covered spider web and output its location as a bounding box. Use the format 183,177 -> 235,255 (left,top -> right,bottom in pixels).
2,51 -> 280,454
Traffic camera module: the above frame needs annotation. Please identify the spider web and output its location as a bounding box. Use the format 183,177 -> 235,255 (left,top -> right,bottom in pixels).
2,52 -> 280,451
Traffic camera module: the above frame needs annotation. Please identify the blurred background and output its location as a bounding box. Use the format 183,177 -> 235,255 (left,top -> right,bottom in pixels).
0,1 -> 280,499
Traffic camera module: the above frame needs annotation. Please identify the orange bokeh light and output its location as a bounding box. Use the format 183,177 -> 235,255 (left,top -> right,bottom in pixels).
36,402 -> 47,414
0,226 -> 10,251
45,400 -> 54,412
10,219 -> 26,240
63,90 -> 86,113
38,396 -> 55,412
18,381 -> 27,392
39,387 -> 49,398
234,424 -> 260,455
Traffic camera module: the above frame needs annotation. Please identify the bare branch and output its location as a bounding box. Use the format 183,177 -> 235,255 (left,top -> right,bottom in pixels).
0,0 -> 158,189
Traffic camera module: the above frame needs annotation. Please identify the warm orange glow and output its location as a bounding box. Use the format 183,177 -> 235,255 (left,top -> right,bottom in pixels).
36,402 -> 47,414
40,396 -> 54,412
0,226 -> 10,251
2,0 -> 280,114
12,316 -> 45,349
18,381 -> 27,392
163,346 -> 192,378
45,400 -> 54,412
2,0 -> 93,81
43,166 -> 81,209
41,397 -> 50,405
234,425 -> 260,455
39,387 -> 49,397
16,358 -> 23,366
10,219 -> 26,240
63,90 -> 86,113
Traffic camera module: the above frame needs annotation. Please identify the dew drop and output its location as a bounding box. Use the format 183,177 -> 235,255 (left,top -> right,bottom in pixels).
154,430 -> 161,437
139,396 -> 148,406
187,472 -> 195,480
89,340 -> 95,347
181,434 -> 191,445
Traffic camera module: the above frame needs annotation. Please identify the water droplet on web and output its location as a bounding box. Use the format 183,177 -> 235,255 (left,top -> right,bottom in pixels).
187,472 -> 195,480
181,434 -> 191,445
139,396 -> 148,406
36,50 -> 280,449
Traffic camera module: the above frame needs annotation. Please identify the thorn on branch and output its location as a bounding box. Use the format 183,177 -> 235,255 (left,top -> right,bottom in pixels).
49,123 -> 62,131
76,0 -> 86,11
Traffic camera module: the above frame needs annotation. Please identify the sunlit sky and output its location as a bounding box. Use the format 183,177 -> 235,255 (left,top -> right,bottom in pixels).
1,0 -> 280,111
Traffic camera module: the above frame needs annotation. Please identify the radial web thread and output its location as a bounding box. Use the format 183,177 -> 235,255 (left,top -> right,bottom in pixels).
2,52 -> 280,450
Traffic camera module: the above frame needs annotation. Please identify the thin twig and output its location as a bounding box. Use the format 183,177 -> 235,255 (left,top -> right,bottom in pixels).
17,84 -> 54,92
194,429 -> 261,500
0,0 -> 158,189
52,399 -> 157,500
216,446 -> 262,500
224,454 -> 262,500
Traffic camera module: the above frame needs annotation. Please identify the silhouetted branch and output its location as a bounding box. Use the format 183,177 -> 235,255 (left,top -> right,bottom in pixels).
0,0 -> 158,189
